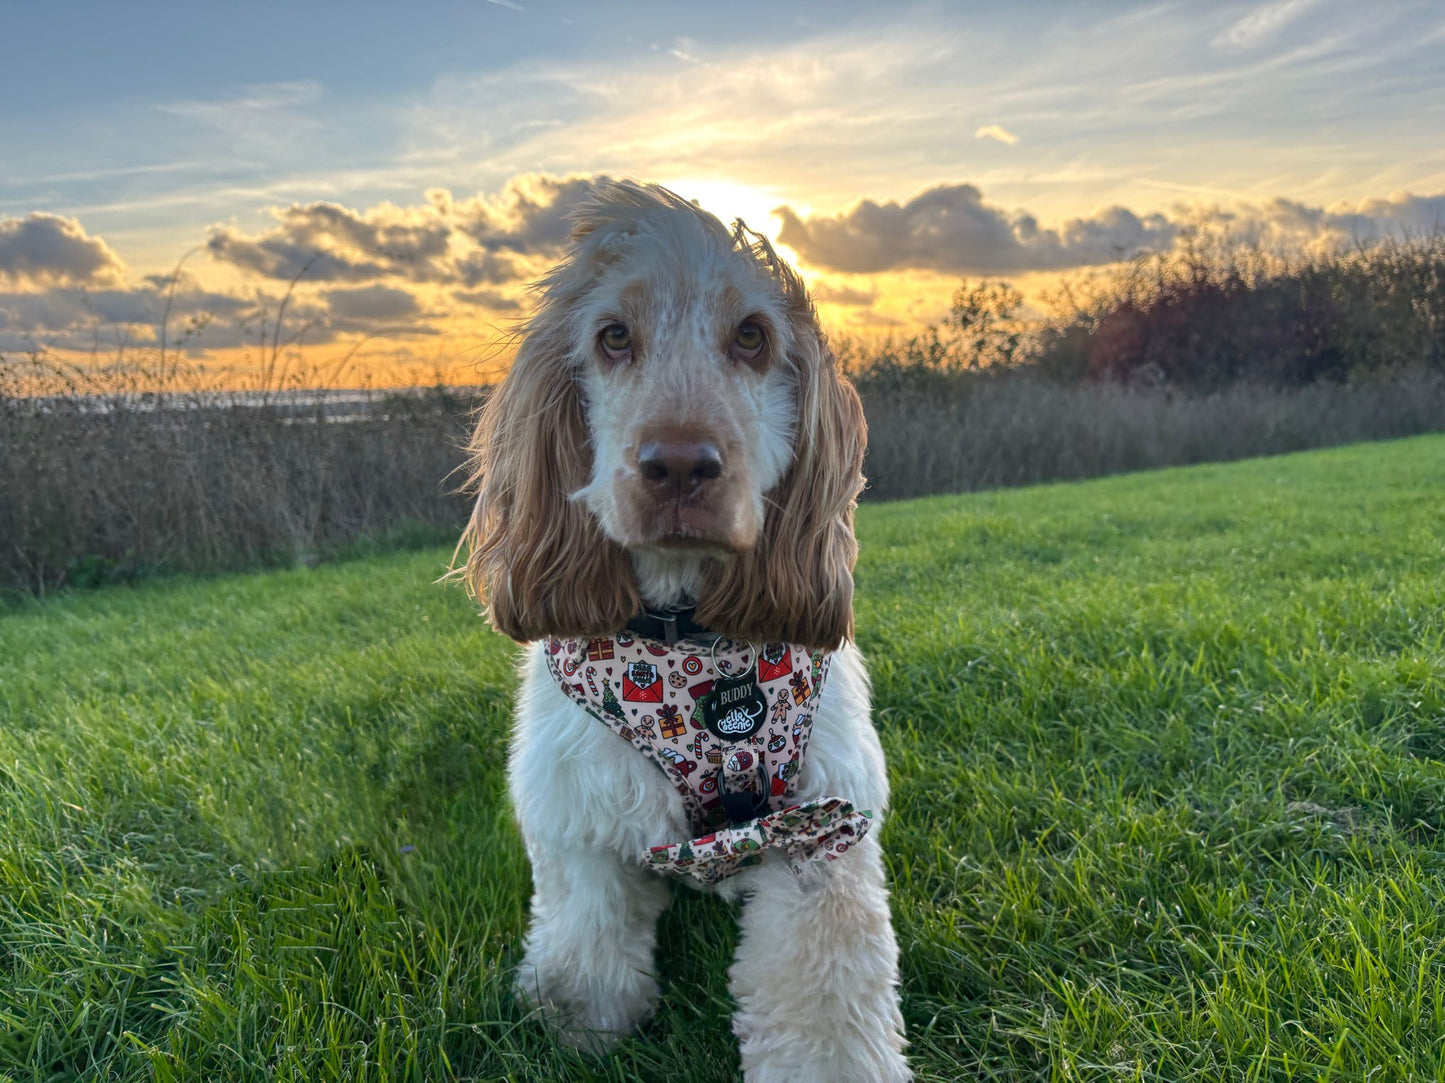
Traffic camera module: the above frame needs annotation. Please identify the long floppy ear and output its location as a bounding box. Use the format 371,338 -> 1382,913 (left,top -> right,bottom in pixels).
697,267 -> 867,652
458,309 -> 639,642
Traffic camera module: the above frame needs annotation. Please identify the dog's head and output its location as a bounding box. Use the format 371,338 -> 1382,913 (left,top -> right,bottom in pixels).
461,180 -> 865,651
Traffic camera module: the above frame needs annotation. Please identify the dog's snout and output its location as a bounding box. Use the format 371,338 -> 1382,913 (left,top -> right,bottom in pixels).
637,439 -> 724,497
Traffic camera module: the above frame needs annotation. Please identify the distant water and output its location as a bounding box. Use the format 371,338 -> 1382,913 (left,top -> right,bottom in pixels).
20,386 -> 484,422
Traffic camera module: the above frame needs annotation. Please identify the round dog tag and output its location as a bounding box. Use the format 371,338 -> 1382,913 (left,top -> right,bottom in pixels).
703,674 -> 767,740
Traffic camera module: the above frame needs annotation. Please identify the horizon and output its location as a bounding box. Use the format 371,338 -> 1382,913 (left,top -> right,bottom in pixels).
3,0 -> 1443,387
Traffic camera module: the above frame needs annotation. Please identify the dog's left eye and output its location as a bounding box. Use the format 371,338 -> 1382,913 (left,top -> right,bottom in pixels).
733,321 -> 765,361
599,323 -> 632,361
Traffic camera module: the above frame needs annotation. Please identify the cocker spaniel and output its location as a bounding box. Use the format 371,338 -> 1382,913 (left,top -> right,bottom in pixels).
460,180 -> 909,1082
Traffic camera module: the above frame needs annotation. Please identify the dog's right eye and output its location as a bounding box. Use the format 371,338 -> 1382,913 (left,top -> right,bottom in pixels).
600,323 -> 632,361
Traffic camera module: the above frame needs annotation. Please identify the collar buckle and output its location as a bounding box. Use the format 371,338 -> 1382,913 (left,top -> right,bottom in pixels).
626,605 -> 707,645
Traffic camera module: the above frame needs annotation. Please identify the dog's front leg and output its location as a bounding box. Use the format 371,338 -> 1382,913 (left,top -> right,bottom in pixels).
729,837 -> 910,1083
515,845 -> 670,1051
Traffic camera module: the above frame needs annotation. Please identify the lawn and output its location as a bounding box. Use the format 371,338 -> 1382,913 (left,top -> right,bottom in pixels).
2,434 -> 1444,1082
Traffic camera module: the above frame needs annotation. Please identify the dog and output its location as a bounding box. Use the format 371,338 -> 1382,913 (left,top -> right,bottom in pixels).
460,180 -> 909,1082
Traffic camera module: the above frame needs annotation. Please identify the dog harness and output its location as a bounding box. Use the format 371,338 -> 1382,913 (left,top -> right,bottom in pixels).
544,632 -> 873,885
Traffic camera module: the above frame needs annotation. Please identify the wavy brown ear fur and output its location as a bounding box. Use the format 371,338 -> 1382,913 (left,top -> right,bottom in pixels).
696,258 -> 867,652
459,316 -> 639,642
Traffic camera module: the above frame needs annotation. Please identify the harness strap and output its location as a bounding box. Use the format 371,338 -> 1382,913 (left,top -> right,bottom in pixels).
623,606 -> 714,645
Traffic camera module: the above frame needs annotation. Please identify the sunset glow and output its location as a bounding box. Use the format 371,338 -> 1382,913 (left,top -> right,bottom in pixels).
2,0 -> 1442,387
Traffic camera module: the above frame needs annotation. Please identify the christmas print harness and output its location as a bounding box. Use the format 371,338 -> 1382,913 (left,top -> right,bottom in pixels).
543,625 -> 873,885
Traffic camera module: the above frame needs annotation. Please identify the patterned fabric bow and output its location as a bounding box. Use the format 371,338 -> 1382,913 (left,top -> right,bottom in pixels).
643,798 -> 874,885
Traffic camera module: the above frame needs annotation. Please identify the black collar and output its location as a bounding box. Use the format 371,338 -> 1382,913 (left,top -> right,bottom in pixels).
624,606 -> 716,645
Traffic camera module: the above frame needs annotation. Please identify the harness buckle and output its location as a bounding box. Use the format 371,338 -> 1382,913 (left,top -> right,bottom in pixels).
715,762 -> 772,825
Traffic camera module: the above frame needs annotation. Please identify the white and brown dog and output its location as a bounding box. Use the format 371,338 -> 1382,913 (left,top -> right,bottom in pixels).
460,180 -> 909,1082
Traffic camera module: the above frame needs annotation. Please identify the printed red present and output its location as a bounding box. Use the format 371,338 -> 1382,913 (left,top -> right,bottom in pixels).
587,639 -> 614,661
757,645 -> 792,683
623,661 -> 664,702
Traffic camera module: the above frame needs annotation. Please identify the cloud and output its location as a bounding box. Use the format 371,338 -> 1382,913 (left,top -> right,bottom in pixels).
453,250 -> 521,287
156,81 -> 325,156
207,200 -> 455,283
0,280 -> 257,354
1185,190 -> 1445,249
1305,191 -> 1445,237
777,182 -> 1445,277
974,124 -> 1018,146
775,184 -> 1179,275
668,38 -> 706,66
322,284 -> 421,323
447,173 -> 608,254
0,173 -> 617,355
1215,0 -> 1320,49
453,288 -> 522,312
0,276 -> 447,356
157,80 -> 322,121
19,173 -> 1440,365
813,281 -> 878,307
206,173 -> 611,287
0,213 -> 126,288
845,309 -> 902,329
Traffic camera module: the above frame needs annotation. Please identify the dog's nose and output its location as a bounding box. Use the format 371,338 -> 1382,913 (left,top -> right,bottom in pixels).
637,439 -> 724,497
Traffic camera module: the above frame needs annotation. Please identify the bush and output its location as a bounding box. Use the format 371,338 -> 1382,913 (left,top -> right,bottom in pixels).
1033,233 -> 1445,388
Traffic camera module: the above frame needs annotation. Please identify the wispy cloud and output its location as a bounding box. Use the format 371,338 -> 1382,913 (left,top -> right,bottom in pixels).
155,81 -> 326,157
1215,0 -> 1320,49
0,160 -> 236,189
668,38 -> 707,65
156,80 -> 323,123
974,124 -> 1018,146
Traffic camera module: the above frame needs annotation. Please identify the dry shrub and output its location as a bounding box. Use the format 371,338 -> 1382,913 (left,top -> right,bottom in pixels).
1,353 -> 474,595
855,365 -> 1445,501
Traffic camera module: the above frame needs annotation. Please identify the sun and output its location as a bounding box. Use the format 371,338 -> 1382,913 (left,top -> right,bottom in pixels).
656,175 -> 819,277
659,177 -> 787,241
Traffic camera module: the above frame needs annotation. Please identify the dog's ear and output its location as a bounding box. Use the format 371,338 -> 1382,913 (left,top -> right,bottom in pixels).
459,307 -> 639,642
698,265 -> 867,652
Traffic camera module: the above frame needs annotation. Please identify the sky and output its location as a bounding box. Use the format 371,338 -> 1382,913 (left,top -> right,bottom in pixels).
2,0 -> 1443,386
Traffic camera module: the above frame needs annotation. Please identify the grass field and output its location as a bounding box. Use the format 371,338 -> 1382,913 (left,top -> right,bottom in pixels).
3,434 -> 1444,1082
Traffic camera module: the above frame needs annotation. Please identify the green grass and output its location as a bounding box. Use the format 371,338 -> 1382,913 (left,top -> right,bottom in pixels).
3,434 -> 1444,1082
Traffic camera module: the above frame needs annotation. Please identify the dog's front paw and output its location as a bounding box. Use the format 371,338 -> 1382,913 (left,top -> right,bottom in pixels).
735,1004 -> 912,1083
515,958 -> 659,1053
